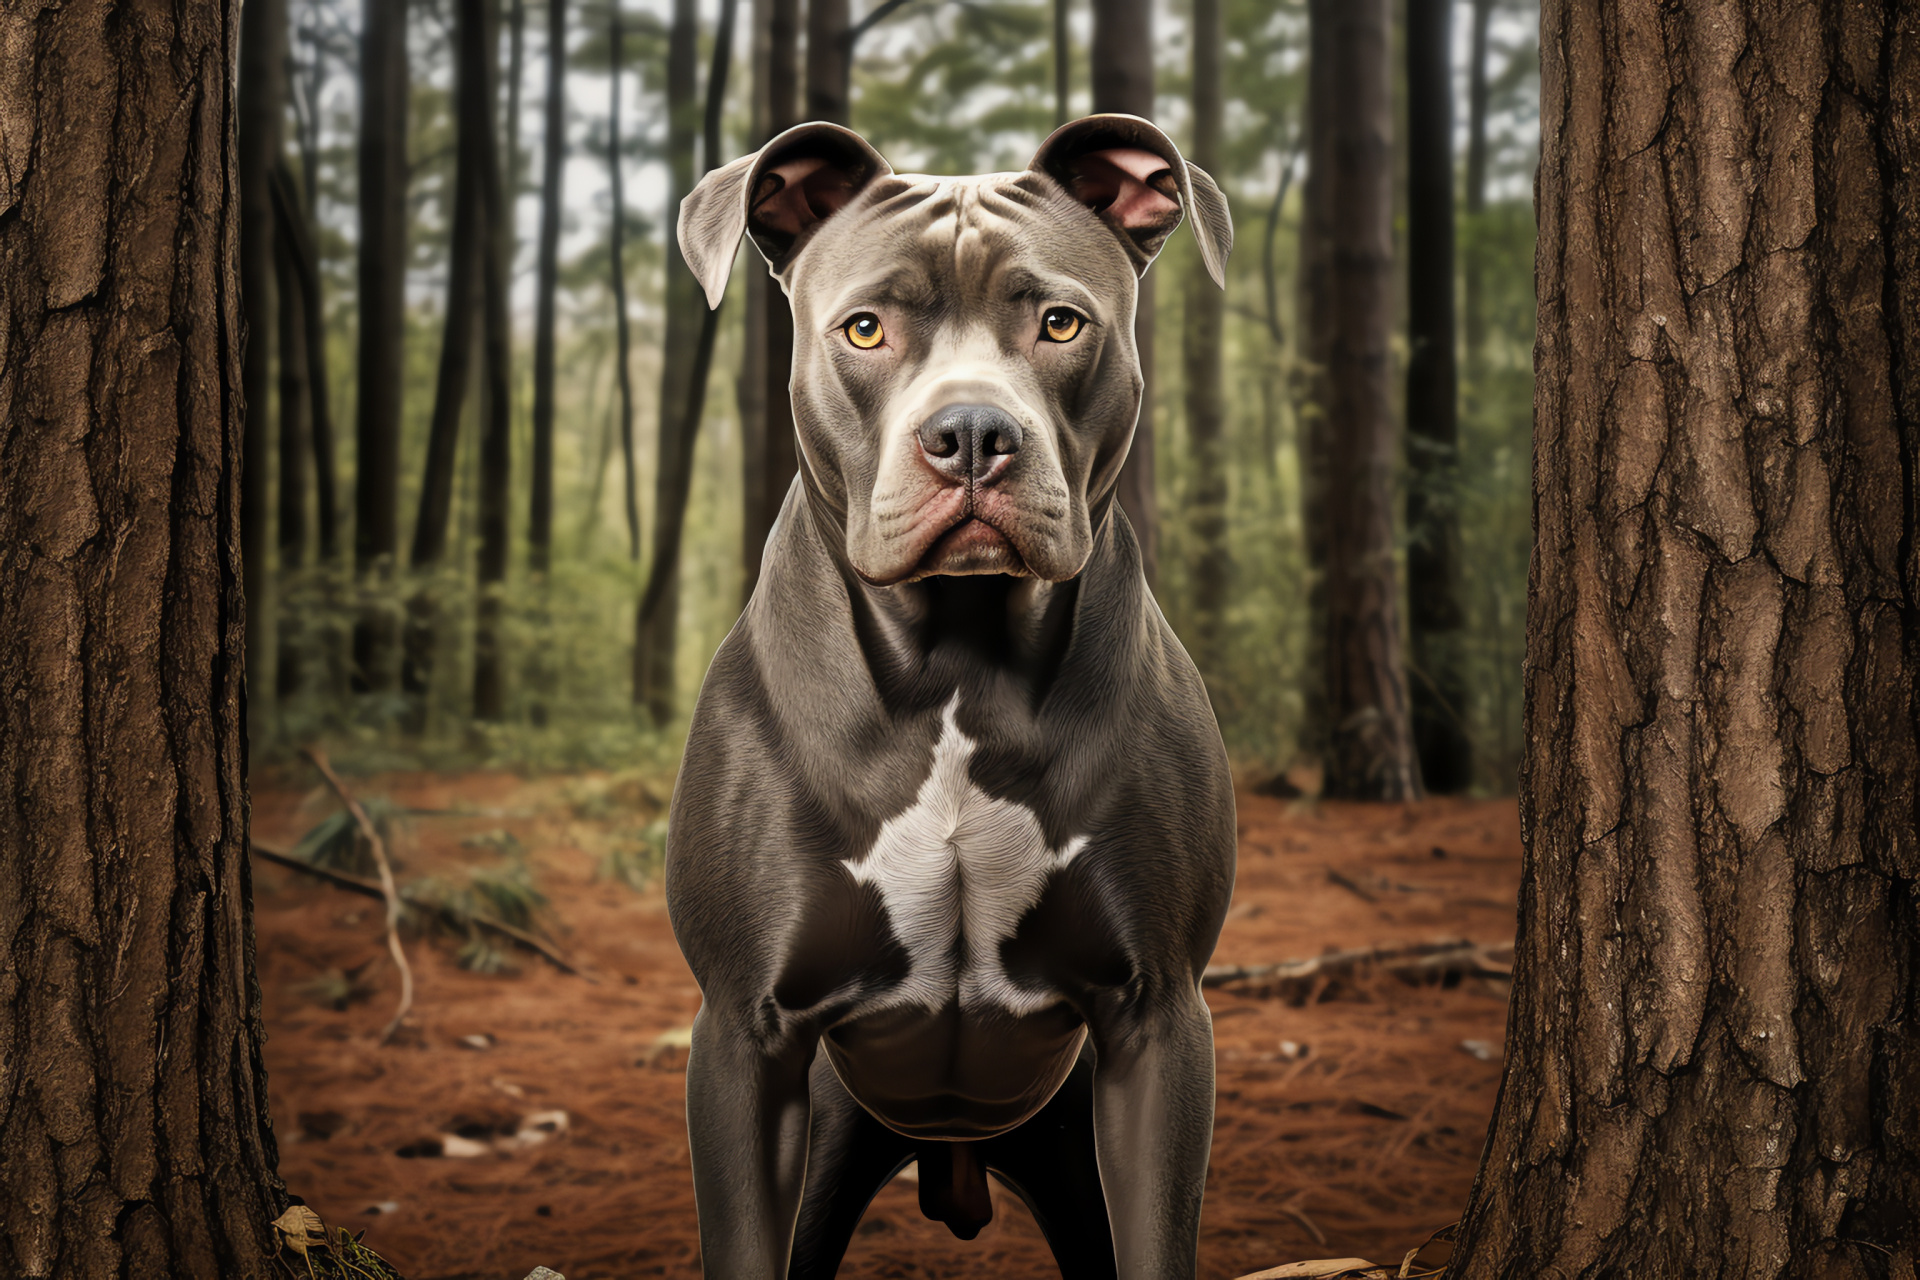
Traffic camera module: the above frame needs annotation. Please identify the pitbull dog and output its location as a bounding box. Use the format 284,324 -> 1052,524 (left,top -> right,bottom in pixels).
665,115 -> 1236,1279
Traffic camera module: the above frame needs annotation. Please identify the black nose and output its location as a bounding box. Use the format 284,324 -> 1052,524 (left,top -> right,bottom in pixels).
918,405 -> 1023,484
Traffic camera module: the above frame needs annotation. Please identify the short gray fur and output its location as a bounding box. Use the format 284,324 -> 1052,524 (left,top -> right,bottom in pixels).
665,114 -> 1236,1280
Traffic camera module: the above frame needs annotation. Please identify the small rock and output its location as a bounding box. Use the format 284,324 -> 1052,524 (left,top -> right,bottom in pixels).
1277,1040 -> 1309,1060
523,1270 -> 566,1280
1460,1039 -> 1498,1062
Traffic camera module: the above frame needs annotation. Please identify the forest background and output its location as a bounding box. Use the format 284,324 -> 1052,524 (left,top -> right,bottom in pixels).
247,0 -> 1542,797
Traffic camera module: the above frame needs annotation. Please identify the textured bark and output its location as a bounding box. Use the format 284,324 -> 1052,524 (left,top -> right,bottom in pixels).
1183,0 -> 1227,679
473,0 -> 512,721
1090,0 -> 1158,586
1404,0 -> 1469,794
529,0 -> 565,574
0,0 -> 287,1271
1452,3 -> 1920,1273
239,0 -> 287,709
354,0 -> 409,691
805,0 -> 850,124
739,0 -> 800,602
1304,0 -> 1419,802
634,0 -> 702,718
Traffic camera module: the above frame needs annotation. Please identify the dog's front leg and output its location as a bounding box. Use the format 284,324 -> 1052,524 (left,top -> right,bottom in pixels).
1090,987 -> 1216,1279
685,1006 -> 815,1278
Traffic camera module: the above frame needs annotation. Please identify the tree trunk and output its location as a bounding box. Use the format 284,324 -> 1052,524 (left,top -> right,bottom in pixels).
1295,13 -> 1332,776
634,0 -> 702,718
1053,0 -> 1071,124
241,0 -> 288,714
473,0 -> 513,722
609,1 -> 640,569
1452,4 -> 1920,1272
1304,0 -> 1419,802
274,190 -> 311,700
740,0 -> 800,603
1090,0 -> 1157,586
404,0 -> 490,723
1404,0 -> 1468,794
529,0 -> 566,574
806,0 -> 851,124
355,0 -> 410,692
1460,0 -> 1493,364
272,164 -> 338,565
1183,0 -> 1226,681
0,0 -> 287,1269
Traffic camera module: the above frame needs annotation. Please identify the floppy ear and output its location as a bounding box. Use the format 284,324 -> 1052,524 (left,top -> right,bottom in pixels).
677,122 -> 894,309
1027,113 -> 1233,288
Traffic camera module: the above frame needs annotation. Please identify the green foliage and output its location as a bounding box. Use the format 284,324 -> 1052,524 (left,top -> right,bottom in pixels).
291,796 -> 406,876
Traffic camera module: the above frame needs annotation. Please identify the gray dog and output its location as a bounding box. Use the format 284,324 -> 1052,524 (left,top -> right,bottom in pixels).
665,114 -> 1236,1279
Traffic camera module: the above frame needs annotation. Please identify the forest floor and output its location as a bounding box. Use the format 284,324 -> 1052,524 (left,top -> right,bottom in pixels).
253,765 -> 1521,1280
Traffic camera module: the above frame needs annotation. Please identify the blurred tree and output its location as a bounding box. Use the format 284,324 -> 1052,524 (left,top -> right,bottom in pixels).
1454,2 -> 1920,1268
1090,0 -> 1158,585
274,170 -> 314,699
609,0 -> 640,565
474,0 -> 515,721
0,0 -> 288,1264
531,0 -> 569,574
404,0 -> 492,725
355,0 -> 411,692
241,0 -> 289,711
1053,0 -> 1070,123
1184,0 -> 1227,679
740,0 -> 801,601
635,0 -> 702,718
1404,0 -> 1468,793
1461,0 -> 1493,364
1303,0 -> 1419,801
809,0 -> 852,123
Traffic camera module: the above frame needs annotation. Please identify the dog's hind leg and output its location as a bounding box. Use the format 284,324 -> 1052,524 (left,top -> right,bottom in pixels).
787,1054 -> 915,1280
980,1046 -> 1118,1280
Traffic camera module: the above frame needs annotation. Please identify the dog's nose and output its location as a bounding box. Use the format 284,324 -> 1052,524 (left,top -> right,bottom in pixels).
918,405 -> 1023,484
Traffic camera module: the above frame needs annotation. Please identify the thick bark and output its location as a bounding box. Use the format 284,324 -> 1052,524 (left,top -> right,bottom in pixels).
806,0 -> 850,124
1461,0 -> 1494,363
240,0 -> 288,711
1453,3 -> 1920,1272
274,190 -> 311,700
634,0 -> 702,718
609,0 -> 639,564
1304,0 -> 1419,801
473,0 -> 512,721
1183,0 -> 1226,679
0,0 -> 287,1271
1090,0 -> 1157,586
529,0 -> 565,574
403,0 -> 490,723
354,0 -> 409,691
1404,0 -> 1469,794
739,0 -> 799,602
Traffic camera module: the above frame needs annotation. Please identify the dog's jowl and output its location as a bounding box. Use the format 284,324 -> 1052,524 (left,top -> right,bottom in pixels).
664,114 -> 1236,1280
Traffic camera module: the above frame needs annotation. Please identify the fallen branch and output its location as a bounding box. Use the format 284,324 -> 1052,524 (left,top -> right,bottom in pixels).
1203,938 -> 1513,998
251,842 -> 593,981
301,748 -> 414,1043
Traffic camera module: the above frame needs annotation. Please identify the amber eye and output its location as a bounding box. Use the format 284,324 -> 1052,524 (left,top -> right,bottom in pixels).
1041,308 -> 1084,343
845,313 -> 884,349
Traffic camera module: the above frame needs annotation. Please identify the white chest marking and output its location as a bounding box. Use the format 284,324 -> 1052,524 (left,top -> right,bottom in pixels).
843,697 -> 1086,1016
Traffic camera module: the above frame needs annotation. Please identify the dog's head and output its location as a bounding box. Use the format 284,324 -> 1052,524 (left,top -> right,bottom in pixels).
680,115 -> 1231,586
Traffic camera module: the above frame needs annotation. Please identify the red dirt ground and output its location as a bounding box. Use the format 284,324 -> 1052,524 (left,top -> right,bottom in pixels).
253,768 -> 1520,1280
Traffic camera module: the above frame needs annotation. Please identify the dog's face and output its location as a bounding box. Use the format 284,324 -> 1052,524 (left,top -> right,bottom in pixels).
680,116 -> 1231,586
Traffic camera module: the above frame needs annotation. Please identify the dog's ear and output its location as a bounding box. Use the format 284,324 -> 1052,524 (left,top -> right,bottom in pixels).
1027,114 -> 1232,288
678,122 -> 894,309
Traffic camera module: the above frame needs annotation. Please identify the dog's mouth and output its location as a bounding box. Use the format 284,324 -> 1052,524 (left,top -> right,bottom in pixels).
900,515 -> 1033,583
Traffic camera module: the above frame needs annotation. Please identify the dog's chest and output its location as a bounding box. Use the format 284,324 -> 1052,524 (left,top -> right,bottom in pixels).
842,698 -> 1084,1016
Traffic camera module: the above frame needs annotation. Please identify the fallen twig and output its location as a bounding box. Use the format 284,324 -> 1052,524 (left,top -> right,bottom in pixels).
1203,938 -> 1513,998
302,748 -> 414,1044
1324,866 -> 1380,904
252,842 -> 593,980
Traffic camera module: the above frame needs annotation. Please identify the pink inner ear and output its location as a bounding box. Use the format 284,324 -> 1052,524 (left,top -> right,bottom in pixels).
1066,147 -> 1181,230
750,157 -> 863,239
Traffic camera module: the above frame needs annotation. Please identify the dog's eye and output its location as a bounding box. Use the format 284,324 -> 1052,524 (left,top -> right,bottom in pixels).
845,314 -> 885,349
1041,308 -> 1084,343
